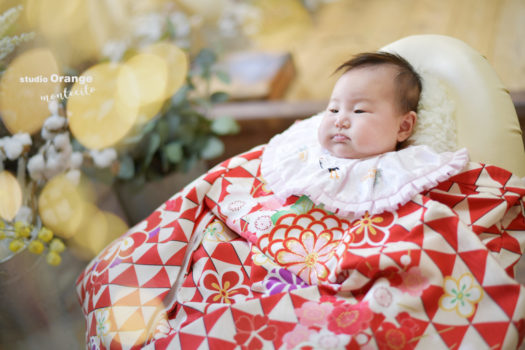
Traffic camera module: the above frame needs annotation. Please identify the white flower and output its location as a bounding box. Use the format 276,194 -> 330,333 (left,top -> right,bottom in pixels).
133,13 -> 164,43
247,210 -> 274,236
364,278 -> 403,319
27,154 -> 45,180
3,136 -> 24,160
43,115 -> 67,132
101,39 -> 129,62
90,148 -> 117,168
221,185 -> 257,221
70,152 -> 83,168
169,12 -> 191,38
439,273 -> 483,318
45,155 -> 63,175
47,100 -> 59,115
53,133 -> 69,149
12,133 -> 31,147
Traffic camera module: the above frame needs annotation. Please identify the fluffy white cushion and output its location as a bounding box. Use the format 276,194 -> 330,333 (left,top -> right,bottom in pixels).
409,70 -> 458,153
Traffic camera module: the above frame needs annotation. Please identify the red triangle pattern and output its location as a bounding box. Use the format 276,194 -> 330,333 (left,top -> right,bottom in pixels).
141,268 -> 171,288
178,332 -> 206,349
421,285 -> 444,321
206,337 -> 237,349
111,266 -> 140,287
473,322 -> 509,349
225,166 -> 256,179
449,166 -> 483,185
485,165 -> 512,187
425,216 -> 459,251
164,245 -> 188,266
241,148 -> 263,161
424,250 -> 456,277
202,306 -> 229,334
484,285 -> 521,319
185,187 -> 200,205
433,323 -> 469,349
505,212 -> 525,231
427,191 -> 466,209
109,334 -> 124,350
162,220 -> 188,242
396,200 -> 424,219
203,168 -> 226,185
431,180 -> 454,192
210,243 -> 242,266
458,250 -> 487,283
467,197 -> 504,224
179,207 -> 199,221
135,245 -> 164,266
260,293 -> 287,316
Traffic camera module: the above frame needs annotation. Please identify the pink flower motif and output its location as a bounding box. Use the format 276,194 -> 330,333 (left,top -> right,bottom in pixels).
295,301 -> 334,327
282,324 -> 312,349
234,314 -> 277,349
327,302 -> 373,335
399,267 -> 430,297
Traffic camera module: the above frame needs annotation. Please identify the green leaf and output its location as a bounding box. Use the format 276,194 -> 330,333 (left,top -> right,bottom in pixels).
143,133 -> 161,167
164,142 -> 183,163
200,136 -> 224,160
156,118 -> 169,144
194,48 -> 217,69
214,70 -> 231,84
210,91 -> 229,104
171,85 -> 190,106
142,119 -> 157,134
117,154 -> 135,179
211,116 -> 240,135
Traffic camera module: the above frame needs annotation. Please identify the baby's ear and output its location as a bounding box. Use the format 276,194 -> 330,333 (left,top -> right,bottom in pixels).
397,111 -> 417,142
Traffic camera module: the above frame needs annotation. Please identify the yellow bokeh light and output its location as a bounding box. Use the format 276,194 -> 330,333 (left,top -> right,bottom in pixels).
0,48 -> 61,134
38,173 -> 90,238
0,171 -> 23,221
67,62 -> 140,150
69,205 -> 128,258
26,0 -> 85,38
177,0 -> 228,20
125,53 -> 168,106
142,42 -> 188,101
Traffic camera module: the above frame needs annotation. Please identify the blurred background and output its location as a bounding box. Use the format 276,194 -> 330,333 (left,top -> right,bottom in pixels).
0,0 -> 524,349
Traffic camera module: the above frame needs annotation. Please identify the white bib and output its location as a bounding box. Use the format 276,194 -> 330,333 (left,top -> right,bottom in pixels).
261,114 -> 469,218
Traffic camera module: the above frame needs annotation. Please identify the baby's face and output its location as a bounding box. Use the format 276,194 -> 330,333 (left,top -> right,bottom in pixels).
318,65 -> 414,159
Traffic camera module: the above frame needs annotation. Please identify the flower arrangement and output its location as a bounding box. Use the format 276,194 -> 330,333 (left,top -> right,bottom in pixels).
0,6 -> 69,265
0,3 -> 241,265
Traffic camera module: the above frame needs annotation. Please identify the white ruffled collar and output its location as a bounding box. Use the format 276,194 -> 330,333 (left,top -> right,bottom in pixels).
261,114 -> 469,218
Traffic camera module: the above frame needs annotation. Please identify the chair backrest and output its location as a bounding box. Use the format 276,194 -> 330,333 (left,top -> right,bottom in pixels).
381,35 -> 525,177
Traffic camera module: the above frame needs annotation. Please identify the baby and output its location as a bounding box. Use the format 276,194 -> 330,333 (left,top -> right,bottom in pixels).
261,52 -> 467,218
319,52 -> 421,159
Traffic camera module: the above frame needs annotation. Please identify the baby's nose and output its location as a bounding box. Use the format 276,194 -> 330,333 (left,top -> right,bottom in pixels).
335,115 -> 350,128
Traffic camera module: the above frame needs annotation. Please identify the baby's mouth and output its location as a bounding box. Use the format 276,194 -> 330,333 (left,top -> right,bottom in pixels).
332,134 -> 349,142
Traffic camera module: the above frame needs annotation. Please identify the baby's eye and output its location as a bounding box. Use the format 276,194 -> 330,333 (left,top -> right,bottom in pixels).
328,108 -> 339,114
354,109 -> 366,114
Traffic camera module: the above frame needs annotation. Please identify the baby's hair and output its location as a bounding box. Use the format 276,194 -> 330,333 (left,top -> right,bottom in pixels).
334,52 -> 422,114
